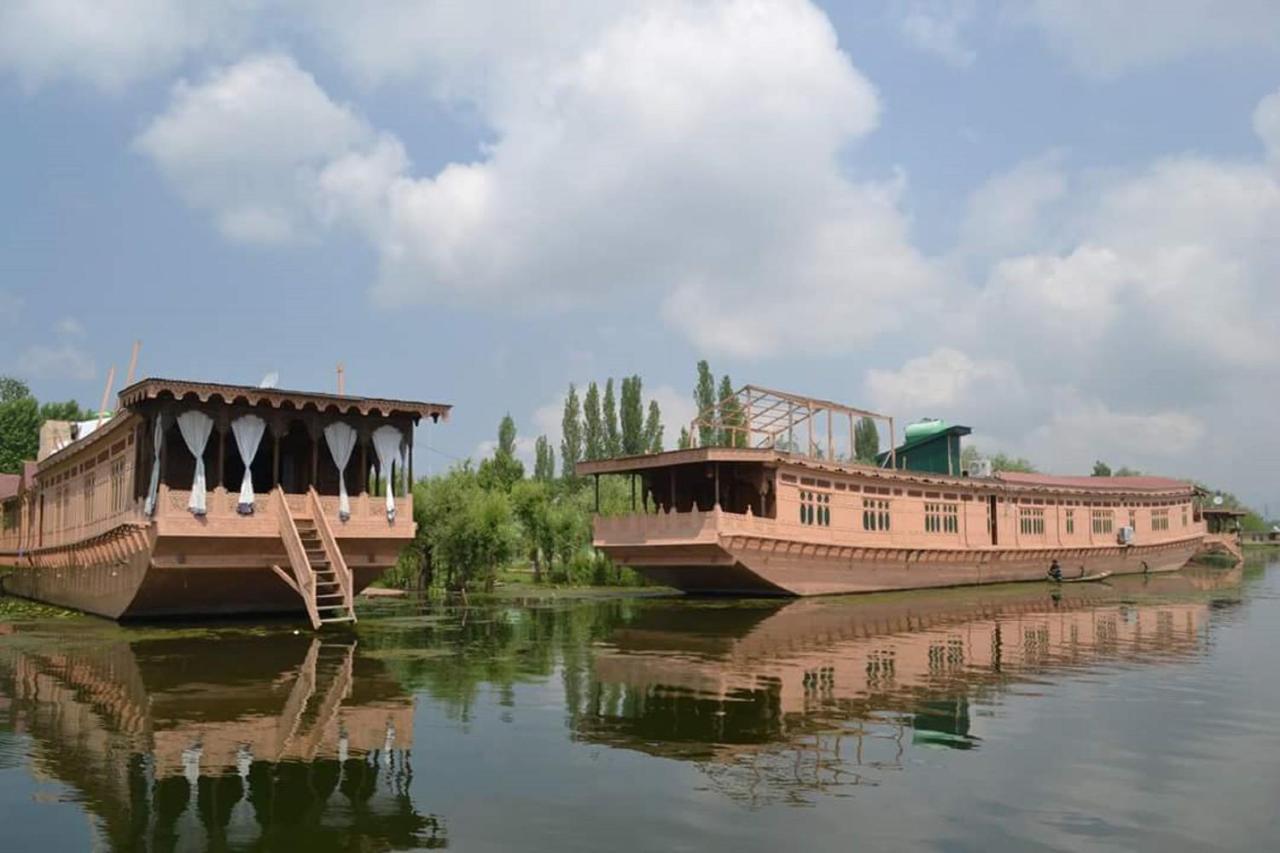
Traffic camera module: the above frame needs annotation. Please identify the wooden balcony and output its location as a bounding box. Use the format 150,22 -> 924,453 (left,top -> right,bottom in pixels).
153,486 -> 414,540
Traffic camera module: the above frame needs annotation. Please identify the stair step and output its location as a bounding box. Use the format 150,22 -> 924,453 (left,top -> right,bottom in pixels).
320,616 -> 356,624
316,593 -> 346,601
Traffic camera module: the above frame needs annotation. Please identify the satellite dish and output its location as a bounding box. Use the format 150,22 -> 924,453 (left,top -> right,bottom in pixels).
258,372 -> 279,389
1212,494 -> 1224,506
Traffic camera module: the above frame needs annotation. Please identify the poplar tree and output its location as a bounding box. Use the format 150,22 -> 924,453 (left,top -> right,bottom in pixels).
694,360 -> 717,446
560,384 -> 582,480
718,375 -> 745,447
854,417 -> 880,463
620,375 -> 645,455
678,426 -> 692,450
642,400 -> 663,453
533,435 -> 555,481
603,378 -> 621,457
478,414 -> 525,492
583,382 -> 604,461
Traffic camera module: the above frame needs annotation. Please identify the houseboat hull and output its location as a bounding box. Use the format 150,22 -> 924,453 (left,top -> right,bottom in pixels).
1,524 -> 405,620
598,526 -> 1204,597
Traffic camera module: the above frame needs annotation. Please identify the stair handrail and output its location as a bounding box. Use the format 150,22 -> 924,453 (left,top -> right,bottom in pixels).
308,487 -> 355,617
275,486 -> 321,629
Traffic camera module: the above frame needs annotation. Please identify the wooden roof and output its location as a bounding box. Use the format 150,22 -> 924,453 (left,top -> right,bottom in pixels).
117,377 -> 451,422
577,448 -> 1196,497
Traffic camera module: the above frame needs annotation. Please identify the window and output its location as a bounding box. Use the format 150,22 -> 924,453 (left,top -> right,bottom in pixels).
862,498 -> 891,531
83,474 -> 96,525
1019,507 -> 1045,537
1129,510 -> 1137,530
1066,509 -> 1075,535
1182,506 -> 1188,527
799,490 -> 830,526
1092,509 -> 1114,535
925,502 -> 959,534
1152,509 -> 1170,531
110,459 -> 127,513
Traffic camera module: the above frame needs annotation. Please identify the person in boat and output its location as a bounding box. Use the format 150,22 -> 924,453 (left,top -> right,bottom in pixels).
1048,559 -> 1063,582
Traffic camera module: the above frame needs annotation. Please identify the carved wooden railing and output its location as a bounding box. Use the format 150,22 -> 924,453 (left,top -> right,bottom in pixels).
307,487 -> 355,615
273,486 -> 321,630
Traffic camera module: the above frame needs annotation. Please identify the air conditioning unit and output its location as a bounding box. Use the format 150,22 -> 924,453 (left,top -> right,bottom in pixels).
1118,526 -> 1134,545
968,458 -> 993,479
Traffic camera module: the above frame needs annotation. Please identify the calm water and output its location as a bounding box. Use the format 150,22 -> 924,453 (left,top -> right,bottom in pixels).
2,559 -> 1278,852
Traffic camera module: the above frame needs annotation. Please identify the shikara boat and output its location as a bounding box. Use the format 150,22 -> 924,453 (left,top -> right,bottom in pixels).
0,378 -> 448,626
579,385 -> 1218,597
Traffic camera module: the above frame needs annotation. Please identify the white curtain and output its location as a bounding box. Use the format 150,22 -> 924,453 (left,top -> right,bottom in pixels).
176,410 -> 214,516
324,421 -> 358,521
231,415 -> 266,514
372,424 -> 402,521
144,415 -> 164,516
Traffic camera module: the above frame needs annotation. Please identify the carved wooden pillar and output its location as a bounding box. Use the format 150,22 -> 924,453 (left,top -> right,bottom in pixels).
406,421 -> 414,492
306,415 -> 322,490
268,415 -> 286,489
214,412 -> 229,490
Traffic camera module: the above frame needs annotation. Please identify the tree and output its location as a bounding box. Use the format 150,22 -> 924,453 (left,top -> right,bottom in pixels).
0,377 -> 31,404
1092,460 -> 1112,477
620,375 -> 645,455
0,376 -> 39,475
533,435 -> 555,482
694,360 -> 717,447
718,375 -> 745,447
1114,466 -> 1141,477
991,452 -> 1036,473
560,384 -> 582,481
603,378 -> 621,457
478,414 -> 525,492
40,400 -> 96,422
511,479 -> 553,583
0,395 -> 39,474
854,417 -> 879,464
583,382 -> 604,461
643,399 -> 663,453
678,426 -> 692,450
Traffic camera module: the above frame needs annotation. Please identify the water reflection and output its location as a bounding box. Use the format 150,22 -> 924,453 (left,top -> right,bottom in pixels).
0,631 -> 443,851
579,567 -> 1243,806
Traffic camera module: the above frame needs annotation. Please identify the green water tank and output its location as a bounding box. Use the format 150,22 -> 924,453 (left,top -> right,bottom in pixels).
904,418 -> 947,441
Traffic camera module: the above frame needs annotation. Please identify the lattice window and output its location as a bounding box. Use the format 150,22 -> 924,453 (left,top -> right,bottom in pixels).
1152,509 -> 1170,531
110,458 -> 127,513
862,498 -> 890,531
799,490 -> 830,526
925,502 -> 959,534
1065,509 -> 1075,535
1019,507 -> 1045,536
1092,509 -> 1114,535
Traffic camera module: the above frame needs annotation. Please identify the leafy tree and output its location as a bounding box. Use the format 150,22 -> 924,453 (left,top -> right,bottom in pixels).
694,360 -> 717,447
718,375 -> 745,447
0,376 -> 39,474
0,377 -> 31,404
854,416 -> 879,463
992,453 -> 1036,473
0,394 -> 39,474
40,400 -> 97,422
603,378 -> 621,457
678,426 -> 692,450
620,375 -> 645,455
583,382 -> 604,461
533,435 -> 555,482
560,383 -> 582,481
643,399 -> 663,453
478,414 -> 525,492
511,479 -> 553,582
1114,466 -> 1141,477
1092,460 -> 1112,477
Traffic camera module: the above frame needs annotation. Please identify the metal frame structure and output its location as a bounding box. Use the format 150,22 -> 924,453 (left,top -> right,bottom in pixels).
689,385 -> 896,467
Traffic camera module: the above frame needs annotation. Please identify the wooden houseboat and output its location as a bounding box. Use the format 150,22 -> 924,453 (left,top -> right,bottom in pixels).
578,386 -> 1210,596
0,378 -> 449,626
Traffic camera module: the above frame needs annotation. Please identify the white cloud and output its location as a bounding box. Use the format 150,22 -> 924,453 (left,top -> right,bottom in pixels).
137,2 -> 937,359
1253,89 -> 1280,165
1025,391 -> 1206,469
17,343 -> 96,381
897,1 -> 976,68
134,54 -> 383,245
55,317 -> 85,337
865,347 -> 1024,417
958,152 -> 1067,259
0,0 -> 254,92
1016,0 -> 1280,78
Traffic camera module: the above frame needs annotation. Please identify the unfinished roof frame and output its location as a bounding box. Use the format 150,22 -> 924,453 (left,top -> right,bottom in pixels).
689,385 -> 896,467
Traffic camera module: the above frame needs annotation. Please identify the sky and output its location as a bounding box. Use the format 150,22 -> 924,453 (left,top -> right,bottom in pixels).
1,1 -> 1279,508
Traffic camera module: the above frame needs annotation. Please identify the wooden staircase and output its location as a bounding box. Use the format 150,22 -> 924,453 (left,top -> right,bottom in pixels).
273,487 -> 357,629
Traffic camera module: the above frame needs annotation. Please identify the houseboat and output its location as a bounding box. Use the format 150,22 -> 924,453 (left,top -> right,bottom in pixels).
578,386 -> 1210,596
0,377 -> 449,626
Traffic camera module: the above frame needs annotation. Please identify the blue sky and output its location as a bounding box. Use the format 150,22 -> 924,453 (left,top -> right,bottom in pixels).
2,1 -> 1279,507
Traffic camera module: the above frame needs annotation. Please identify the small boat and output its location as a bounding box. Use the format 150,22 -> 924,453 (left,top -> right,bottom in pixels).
1054,571 -> 1113,584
